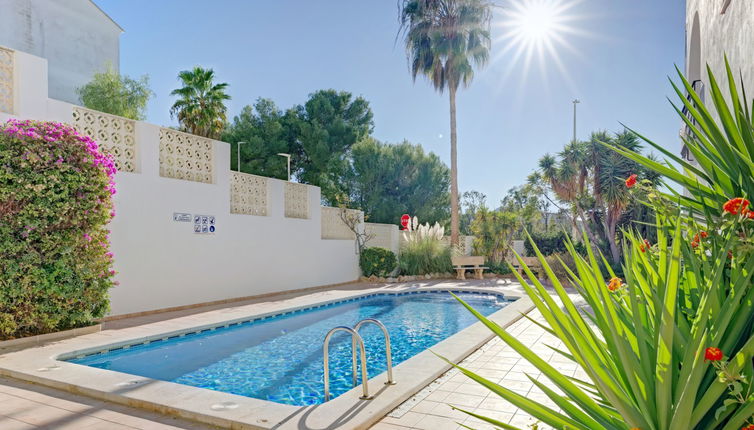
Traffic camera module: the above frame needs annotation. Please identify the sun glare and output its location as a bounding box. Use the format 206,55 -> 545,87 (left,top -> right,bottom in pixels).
514,2 -> 559,43
492,0 -> 586,91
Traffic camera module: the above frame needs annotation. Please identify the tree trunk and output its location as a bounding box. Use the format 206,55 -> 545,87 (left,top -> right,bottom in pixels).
576,206 -> 599,247
449,85 -> 460,246
606,210 -> 621,265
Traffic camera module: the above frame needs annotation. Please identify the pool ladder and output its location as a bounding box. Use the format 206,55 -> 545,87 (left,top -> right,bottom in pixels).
322,318 -> 397,401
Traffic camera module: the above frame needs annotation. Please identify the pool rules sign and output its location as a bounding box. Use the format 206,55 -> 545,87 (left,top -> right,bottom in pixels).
193,214 -> 216,234
173,212 -> 216,234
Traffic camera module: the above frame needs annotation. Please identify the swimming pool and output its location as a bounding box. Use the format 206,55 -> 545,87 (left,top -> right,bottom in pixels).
68,291 -> 511,405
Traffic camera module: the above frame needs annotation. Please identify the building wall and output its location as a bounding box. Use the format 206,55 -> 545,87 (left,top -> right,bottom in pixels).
0,48 -> 361,316
686,0 -> 754,108
0,0 -> 121,105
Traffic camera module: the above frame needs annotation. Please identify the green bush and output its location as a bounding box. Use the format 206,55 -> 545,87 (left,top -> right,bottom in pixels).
543,251 -> 577,281
359,247 -> 397,277
398,238 -> 452,275
524,230 -> 586,256
486,260 -> 511,275
0,119 -> 117,339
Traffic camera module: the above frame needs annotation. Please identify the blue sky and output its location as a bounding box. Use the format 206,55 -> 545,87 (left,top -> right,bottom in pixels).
96,0 -> 685,207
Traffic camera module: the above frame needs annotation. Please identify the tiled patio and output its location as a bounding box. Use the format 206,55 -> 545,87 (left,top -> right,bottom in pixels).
371,309 -> 575,430
0,280 -> 576,429
0,376 -> 217,429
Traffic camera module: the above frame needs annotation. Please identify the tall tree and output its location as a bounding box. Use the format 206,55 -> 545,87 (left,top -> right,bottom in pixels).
77,64 -> 152,120
399,0 -> 493,245
170,66 -> 230,139
348,138 -> 450,225
293,89 -> 373,205
460,190 -> 486,234
536,130 -> 658,264
222,98 -> 298,179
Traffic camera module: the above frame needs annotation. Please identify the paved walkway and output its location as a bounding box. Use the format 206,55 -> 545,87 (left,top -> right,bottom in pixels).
0,280 -> 576,430
370,309 -> 576,430
0,376 -> 217,429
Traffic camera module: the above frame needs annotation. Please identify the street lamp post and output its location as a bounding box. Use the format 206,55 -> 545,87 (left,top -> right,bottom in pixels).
277,153 -> 291,181
236,141 -> 246,172
572,99 -> 580,142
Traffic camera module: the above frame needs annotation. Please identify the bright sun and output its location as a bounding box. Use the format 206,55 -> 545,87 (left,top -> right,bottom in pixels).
514,1 -> 559,43
493,0 -> 583,88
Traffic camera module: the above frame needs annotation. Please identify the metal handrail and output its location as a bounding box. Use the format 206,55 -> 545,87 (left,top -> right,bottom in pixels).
323,326 -> 370,401
353,318 -> 396,386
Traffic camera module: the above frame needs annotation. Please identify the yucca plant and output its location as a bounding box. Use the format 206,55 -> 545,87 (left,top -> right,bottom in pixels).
612,57 -> 753,219
446,61 -> 754,429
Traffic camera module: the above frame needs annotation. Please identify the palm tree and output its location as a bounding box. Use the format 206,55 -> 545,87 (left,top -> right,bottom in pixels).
399,0 -> 493,245
592,130 -> 644,263
539,152 -> 600,246
170,67 -> 230,139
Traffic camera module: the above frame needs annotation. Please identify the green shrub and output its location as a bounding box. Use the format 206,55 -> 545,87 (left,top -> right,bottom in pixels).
398,238 -> 452,275
0,119 -> 117,339
486,260 -> 511,275
359,247 -> 397,277
543,251 -> 577,281
524,230 -> 586,256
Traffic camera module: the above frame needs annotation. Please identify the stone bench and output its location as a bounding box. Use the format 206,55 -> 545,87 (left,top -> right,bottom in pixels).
451,256 -> 488,280
510,256 -> 542,276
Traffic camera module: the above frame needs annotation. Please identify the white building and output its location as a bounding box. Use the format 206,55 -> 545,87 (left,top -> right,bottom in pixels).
683,0 -> 754,161
0,0 -> 122,105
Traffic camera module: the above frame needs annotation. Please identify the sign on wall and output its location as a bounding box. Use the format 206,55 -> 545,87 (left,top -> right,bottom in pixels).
193,214 -> 216,234
173,212 -> 192,222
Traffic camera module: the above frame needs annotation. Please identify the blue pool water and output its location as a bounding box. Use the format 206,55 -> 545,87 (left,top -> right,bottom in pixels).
69,291 -> 510,405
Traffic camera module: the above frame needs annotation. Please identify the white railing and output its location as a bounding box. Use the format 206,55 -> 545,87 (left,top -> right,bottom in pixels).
72,106 -> 137,172
0,46 -> 14,114
321,207 -> 360,240
230,171 -> 268,216
159,127 -> 214,184
284,182 -> 309,219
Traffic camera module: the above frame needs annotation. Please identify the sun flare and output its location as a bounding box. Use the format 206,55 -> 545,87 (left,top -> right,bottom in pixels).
491,0 -> 586,92
513,1 -> 559,43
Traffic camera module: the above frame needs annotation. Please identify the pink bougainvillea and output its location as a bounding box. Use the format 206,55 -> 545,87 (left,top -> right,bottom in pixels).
0,119 -> 117,339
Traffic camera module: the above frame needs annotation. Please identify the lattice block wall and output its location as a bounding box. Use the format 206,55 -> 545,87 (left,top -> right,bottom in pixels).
365,223 -> 397,250
159,128 -> 214,183
321,207 -> 360,240
0,47 -> 14,114
72,107 -> 137,172
284,182 -> 309,219
230,172 -> 268,216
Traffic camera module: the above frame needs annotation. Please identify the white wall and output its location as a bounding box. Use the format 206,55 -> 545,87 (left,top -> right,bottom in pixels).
2,48 -> 360,316
108,125 -> 360,315
686,0 -> 754,115
0,0 -> 121,105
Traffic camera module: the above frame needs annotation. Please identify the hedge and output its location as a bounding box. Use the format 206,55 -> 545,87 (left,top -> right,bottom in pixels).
0,119 -> 117,339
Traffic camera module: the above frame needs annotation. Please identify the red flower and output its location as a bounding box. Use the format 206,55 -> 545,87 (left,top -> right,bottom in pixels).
700,231 -> 708,238
745,209 -> 754,219
723,198 -> 750,215
741,425 -> 754,430
691,240 -> 699,249
705,347 -> 723,362
607,277 -> 622,292
639,244 -> 646,253
625,174 -> 638,188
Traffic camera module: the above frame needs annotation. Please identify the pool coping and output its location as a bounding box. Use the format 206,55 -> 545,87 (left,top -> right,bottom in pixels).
0,284 -> 534,430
